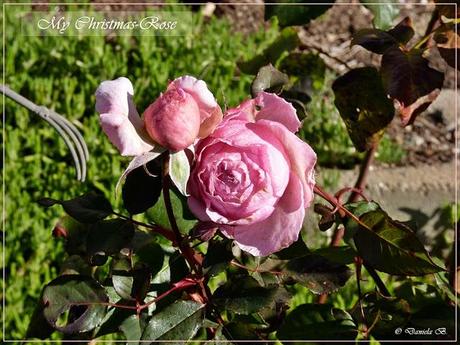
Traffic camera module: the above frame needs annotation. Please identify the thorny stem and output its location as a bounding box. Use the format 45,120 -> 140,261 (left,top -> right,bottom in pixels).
314,183 -> 391,299
74,276 -> 200,313
317,144 -> 378,304
314,161 -> 390,303
355,256 -> 368,338
162,155 -> 208,303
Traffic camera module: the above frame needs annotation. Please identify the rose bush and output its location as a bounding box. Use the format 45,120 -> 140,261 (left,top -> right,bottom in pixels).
188,92 -> 317,256
95,76 -> 222,154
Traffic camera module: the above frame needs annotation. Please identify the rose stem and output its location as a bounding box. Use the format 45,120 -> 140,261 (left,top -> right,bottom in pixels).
314,184 -> 391,298
314,141 -> 390,299
162,155 -> 209,304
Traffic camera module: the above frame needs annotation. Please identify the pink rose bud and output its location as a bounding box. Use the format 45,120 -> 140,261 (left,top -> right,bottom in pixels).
144,86 -> 201,152
144,76 -> 223,152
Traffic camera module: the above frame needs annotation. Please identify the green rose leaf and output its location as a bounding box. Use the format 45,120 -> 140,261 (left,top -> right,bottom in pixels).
350,292 -> 411,338
251,64 -> 289,97
222,321 -> 264,340
277,304 -> 357,341
311,246 -> 356,265
332,67 -> 395,151
120,314 -> 146,344
348,205 -> 445,275
122,157 -> 162,215
213,276 -> 287,315
86,219 -> 135,260
360,0 -> 399,30
238,27 -> 300,74
265,0 -> 332,28
152,251 -> 190,286
116,150 -> 165,193
279,52 -> 326,89
140,300 -> 205,342
52,215 -> 89,256
168,149 -> 191,196
42,275 -> 108,334
343,201 -> 380,245
111,257 -> 151,301
271,235 -> 309,260
146,187 -> 197,235
39,192 -> 113,223
409,303 -> 456,339
203,239 -> 234,277
132,236 -> 165,277
284,254 -> 352,294
381,47 -> 444,126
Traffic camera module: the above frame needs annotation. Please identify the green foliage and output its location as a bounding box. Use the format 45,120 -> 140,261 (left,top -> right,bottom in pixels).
168,150 -> 191,196
277,304 -> 357,341
346,202 -> 445,275
285,254 -> 353,294
146,187 -> 197,235
332,67 -> 395,152
39,193 -> 114,223
140,300 -> 205,342
251,64 -> 289,97
360,0 -> 399,30
213,276 -> 287,315
42,275 -> 108,334
352,17 -> 414,54
238,27 -> 300,74
265,0 -> 333,27
122,158 -> 162,215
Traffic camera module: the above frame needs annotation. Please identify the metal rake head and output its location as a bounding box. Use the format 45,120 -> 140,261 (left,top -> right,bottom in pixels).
1,84 -> 89,182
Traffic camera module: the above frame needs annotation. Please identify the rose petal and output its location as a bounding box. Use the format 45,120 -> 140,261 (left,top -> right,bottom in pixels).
171,75 -> 223,137
95,77 -> 153,156
222,174 -> 305,256
252,119 -> 316,208
100,113 -> 153,156
223,99 -> 257,123
223,92 -> 300,132
255,92 -> 301,132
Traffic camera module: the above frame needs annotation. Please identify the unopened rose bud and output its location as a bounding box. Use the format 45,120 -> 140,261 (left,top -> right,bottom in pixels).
144,86 -> 201,152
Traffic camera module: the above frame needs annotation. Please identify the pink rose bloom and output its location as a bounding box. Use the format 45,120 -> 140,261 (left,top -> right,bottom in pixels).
95,76 -> 222,155
188,92 -> 317,256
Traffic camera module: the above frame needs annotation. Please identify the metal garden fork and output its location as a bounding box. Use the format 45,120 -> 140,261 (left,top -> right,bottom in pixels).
1,84 -> 89,181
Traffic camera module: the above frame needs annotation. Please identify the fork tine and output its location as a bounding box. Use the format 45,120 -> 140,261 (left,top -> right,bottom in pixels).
44,109 -> 88,181
1,84 -> 88,181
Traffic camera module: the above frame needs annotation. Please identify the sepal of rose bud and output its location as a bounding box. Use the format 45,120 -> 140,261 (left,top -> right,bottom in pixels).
144,86 -> 201,152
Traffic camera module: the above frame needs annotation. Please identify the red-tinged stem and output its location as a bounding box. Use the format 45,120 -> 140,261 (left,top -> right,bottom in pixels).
317,144 -> 378,304
139,277 -> 199,311
162,155 -> 209,305
314,183 -> 391,298
73,277 -> 200,313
